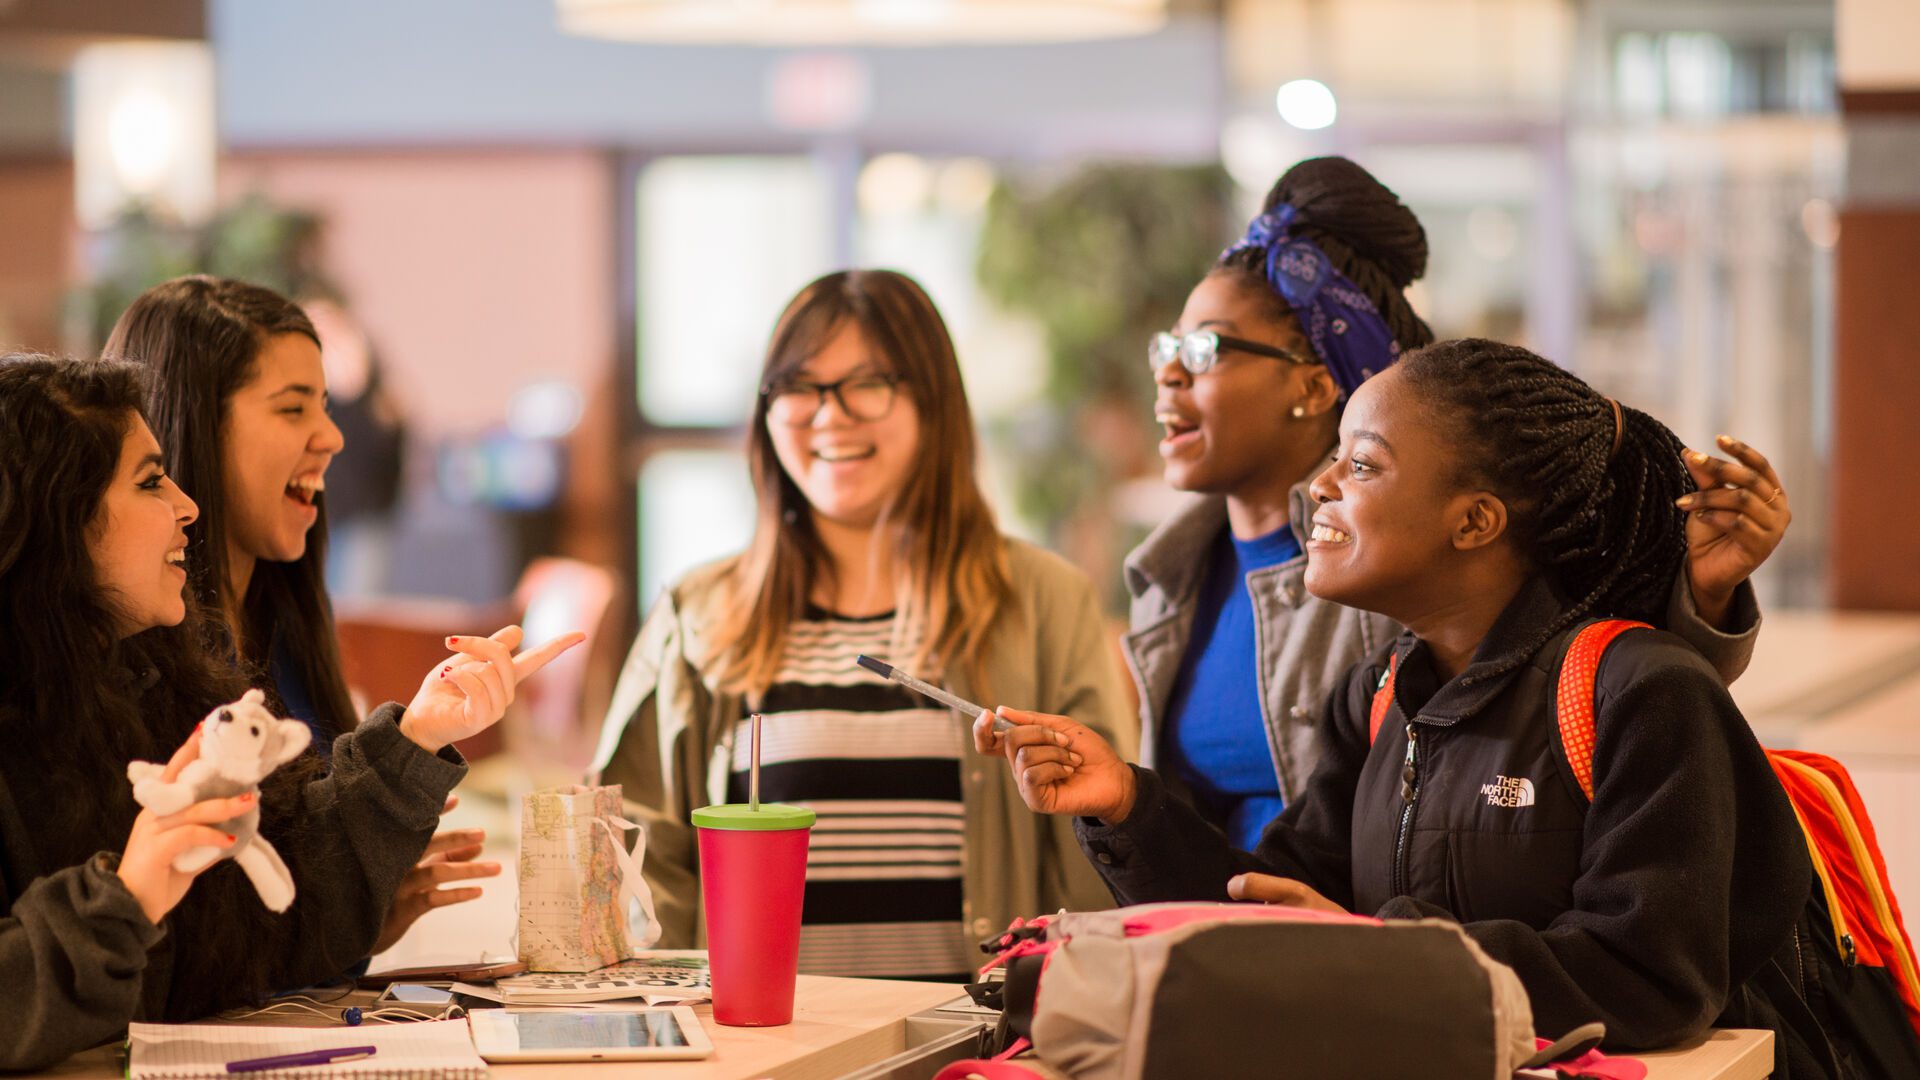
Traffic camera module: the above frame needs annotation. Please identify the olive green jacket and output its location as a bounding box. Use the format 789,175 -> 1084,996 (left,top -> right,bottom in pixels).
590,539 -> 1136,954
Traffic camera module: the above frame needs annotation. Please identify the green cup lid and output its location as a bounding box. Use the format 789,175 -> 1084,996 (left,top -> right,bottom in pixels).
692,803 -> 816,830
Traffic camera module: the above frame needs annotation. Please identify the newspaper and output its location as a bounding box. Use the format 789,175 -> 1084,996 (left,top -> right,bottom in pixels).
484,950 -> 711,1005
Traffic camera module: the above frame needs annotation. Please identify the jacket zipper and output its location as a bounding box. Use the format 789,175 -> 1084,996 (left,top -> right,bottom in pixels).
1392,722 -> 1420,898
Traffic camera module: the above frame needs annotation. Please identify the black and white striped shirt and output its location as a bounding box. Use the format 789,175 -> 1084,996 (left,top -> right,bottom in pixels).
725,608 -> 971,981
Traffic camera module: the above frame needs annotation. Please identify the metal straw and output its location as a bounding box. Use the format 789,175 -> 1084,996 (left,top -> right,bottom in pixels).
749,712 -> 763,812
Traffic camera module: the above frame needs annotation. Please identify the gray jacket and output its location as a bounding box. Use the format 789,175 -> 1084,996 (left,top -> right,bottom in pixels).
0,705 -> 464,1071
1123,462 -> 1761,806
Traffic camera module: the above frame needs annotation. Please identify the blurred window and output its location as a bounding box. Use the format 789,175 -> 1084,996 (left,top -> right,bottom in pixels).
637,156 -> 833,427
627,154 -> 833,608
636,449 -> 755,603
1609,31 -> 1834,119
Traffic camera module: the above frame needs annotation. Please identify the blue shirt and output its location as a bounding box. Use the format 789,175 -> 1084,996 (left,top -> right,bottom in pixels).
1161,524 -> 1302,851
268,635 -> 330,758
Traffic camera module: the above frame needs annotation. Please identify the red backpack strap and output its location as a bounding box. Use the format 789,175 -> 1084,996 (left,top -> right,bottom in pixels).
1555,619 -> 1652,801
1368,651 -> 1402,745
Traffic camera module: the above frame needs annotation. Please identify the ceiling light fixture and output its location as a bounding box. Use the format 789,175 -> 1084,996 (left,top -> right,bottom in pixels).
556,0 -> 1167,46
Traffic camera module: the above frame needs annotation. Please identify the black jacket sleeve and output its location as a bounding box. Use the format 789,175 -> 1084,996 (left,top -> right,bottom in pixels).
1378,644 -> 1806,1050
1075,656 -> 1384,908
0,854 -> 165,1071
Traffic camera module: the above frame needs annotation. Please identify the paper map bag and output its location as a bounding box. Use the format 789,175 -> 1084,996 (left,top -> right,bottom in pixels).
515,784 -> 663,972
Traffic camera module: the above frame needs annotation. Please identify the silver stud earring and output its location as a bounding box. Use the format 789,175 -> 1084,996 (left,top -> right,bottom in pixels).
1290,405 -> 1306,419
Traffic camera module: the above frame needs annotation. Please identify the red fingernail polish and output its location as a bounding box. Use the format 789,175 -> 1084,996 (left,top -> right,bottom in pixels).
225,834 -> 237,844
239,792 -> 255,803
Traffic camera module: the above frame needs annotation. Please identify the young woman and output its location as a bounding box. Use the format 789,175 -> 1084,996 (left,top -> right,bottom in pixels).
981,339 -> 1812,1067
1130,157 -> 1785,849
107,277 -> 495,954
592,269 -> 1130,981
0,352 -> 579,1070
105,277 -> 355,748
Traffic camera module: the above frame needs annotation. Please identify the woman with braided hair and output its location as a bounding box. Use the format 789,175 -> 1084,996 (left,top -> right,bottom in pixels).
980,339 -> 1817,1070
1124,156 -> 1788,850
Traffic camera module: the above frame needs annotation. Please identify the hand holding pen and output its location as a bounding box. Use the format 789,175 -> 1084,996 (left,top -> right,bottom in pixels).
853,655 -> 1134,823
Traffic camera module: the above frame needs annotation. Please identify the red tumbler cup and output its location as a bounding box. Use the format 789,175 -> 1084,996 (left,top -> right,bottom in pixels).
693,802 -> 815,1026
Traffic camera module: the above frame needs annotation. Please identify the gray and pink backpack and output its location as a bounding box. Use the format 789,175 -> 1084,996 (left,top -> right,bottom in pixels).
936,902 -> 1646,1080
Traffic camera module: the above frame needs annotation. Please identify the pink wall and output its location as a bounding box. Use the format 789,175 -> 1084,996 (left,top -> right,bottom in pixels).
0,158 -> 76,353
219,148 -> 616,439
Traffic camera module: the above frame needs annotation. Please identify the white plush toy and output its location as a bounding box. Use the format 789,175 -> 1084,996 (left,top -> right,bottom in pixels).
126,689 -> 312,912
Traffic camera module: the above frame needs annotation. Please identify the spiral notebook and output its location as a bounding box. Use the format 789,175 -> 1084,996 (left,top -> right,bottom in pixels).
126,1019 -> 486,1079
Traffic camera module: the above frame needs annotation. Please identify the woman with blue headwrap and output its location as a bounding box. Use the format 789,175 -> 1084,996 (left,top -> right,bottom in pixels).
1076,157 -> 1788,849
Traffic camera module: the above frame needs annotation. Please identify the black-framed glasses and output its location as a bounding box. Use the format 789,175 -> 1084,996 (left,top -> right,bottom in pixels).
1149,330 -> 1313,376
763,373 -> 901,426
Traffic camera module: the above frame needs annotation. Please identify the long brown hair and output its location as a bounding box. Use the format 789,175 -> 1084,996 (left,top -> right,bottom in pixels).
104,275 -> 359,740
712,269 -> 1013,697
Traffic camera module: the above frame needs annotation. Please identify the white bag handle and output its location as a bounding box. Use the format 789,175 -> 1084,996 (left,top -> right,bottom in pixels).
597,814 -> 663,951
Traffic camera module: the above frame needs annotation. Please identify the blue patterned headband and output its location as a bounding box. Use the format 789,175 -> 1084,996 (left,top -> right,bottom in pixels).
1221,203 -> 1400,400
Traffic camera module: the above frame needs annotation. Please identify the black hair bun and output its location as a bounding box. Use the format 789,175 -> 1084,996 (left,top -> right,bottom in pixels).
1267,157 -> 1429,289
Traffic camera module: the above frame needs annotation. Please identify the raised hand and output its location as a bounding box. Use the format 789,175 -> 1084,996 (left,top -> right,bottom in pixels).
116,729 -> 253,925
973,707 -> 1136,823
399,625 -> 586,753
1677,435 -> 1791,629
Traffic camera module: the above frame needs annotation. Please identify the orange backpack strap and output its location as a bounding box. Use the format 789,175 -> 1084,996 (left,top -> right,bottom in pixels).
1555,619 -> 1653,801
1368,651 -> 1402,745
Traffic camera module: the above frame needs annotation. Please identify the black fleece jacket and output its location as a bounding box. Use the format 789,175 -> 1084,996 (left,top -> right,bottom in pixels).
1079,576 -> 1810,1053
0,703 -> 464,1072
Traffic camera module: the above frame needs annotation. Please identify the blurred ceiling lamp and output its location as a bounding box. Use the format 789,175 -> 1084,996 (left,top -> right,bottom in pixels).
72,41 -> 217,230
1275,78 -> 1336,130
556,0 -> 1167,46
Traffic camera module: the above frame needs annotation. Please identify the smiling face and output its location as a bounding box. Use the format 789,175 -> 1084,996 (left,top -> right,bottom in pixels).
766,319 -> 921,532
219,333 -> 344,585
1303,364 -> 1504,621
1155,272 -> 1337,500
87,415 -> 200,637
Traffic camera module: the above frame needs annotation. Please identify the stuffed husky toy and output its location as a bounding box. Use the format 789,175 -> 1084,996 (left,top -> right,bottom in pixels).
126,689 -> 312,912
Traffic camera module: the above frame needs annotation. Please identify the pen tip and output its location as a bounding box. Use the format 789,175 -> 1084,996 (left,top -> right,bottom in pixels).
854,654 -> 892,677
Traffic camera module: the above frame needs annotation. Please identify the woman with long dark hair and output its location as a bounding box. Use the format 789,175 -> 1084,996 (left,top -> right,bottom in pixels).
1125,157 -> 1786,849
0,352 -> 578,1070
106,276 -> 355,746
593,269 -> 1130,980
108,276 -> 498,952
983,339 -> 1814,1070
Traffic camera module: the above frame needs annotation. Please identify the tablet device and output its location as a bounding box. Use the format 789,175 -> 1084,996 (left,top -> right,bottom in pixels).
466,1006 -> 714,1062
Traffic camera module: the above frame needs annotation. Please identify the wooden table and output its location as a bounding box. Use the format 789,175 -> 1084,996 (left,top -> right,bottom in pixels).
1635,1029 -> 1773,1080
43,976 -> 962,1080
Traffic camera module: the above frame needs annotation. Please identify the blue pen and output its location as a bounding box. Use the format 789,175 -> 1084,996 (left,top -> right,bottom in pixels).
226,1046 -> 377,1073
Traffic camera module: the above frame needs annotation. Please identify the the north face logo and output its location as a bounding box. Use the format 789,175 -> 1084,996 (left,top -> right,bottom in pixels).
1480,775 -> 1534,808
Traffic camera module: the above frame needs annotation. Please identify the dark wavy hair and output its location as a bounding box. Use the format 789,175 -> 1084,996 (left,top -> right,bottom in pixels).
1217,155 -> 1435,353
1397,339 -> 1695,683
105,276 -> 358,741
0,352 -> 338,1019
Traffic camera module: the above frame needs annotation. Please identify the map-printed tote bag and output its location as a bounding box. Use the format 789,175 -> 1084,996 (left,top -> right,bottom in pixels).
515,784 -> 663,972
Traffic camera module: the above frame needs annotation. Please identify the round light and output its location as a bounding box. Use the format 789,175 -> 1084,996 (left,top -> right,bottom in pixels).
858,153 -> 934,216
1275,79 -> 1337,131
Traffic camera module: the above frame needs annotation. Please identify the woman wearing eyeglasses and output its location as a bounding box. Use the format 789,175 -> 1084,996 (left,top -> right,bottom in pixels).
592,269 -> 1130,980
1126,156 -> 1788,849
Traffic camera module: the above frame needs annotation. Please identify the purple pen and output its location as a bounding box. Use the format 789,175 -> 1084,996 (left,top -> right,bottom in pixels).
226,1046 -> 377,1073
